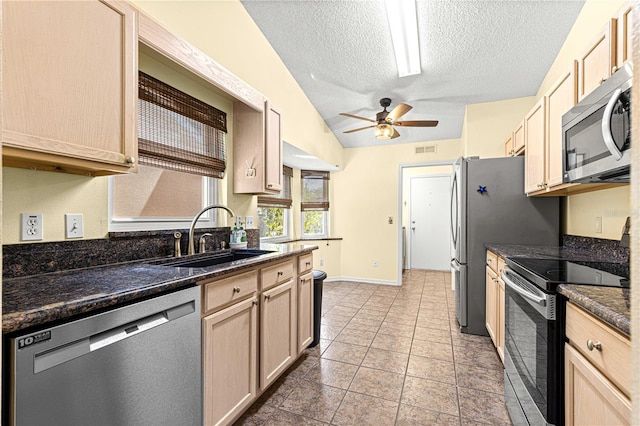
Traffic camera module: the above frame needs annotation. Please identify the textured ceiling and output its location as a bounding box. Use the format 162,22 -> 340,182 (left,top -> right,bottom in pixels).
241,0 -> 585,149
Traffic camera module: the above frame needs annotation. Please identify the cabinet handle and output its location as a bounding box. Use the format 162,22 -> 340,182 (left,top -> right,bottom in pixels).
252,299 -> 259,306
125,156 -> 135,165
305,262 -> 311,266
267,184 -> 273,188
600,77 -> 607,85
586,340 -> 602,351
277,271 -> 283,276
232,286 -> 241,293
264,294 -> 271,300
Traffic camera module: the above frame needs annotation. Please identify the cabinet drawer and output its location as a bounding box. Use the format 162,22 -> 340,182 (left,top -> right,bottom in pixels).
566,303 -> 631,396
298,254 -> 313,274
260,260 -> 294,291
202,270 -> 258,314
486,251 -> 498,272
497,257 -> 506,276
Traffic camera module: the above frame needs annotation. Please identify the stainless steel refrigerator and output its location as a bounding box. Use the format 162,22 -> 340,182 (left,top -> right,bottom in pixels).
450,156 -> 560,335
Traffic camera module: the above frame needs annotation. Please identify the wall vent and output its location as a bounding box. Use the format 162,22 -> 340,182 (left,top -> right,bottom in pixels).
415,145 -> 437,154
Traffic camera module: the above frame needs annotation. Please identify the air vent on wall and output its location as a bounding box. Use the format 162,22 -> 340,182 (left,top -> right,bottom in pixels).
415,145 -> 437,154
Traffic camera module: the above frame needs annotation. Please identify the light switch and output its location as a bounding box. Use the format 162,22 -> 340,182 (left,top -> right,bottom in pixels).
65,214 -> 84,239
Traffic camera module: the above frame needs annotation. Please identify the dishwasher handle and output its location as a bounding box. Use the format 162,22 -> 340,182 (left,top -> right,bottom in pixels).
34,300 -> 196,374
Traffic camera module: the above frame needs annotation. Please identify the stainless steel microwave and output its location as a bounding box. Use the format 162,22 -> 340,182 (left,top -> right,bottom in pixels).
562,63 -> 632,183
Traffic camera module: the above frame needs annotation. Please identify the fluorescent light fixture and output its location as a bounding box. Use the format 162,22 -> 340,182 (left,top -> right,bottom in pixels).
385,0 -> 421,77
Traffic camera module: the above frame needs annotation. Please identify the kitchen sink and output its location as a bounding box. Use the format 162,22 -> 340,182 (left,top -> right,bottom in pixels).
160,249 -> 274,268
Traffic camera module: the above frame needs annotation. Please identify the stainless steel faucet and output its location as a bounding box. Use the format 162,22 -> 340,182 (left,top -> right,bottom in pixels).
188,205 -> 235,255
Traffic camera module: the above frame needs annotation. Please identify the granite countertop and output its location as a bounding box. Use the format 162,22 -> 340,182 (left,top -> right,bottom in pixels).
558,284 -> 630,335
3,243 -> 317,335
485,242 -> 630,335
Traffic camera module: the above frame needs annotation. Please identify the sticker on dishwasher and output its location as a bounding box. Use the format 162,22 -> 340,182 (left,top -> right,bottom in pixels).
17,331 -> 51,349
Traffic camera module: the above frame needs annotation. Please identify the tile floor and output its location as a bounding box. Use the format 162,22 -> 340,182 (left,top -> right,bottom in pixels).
235,269 -> 512,426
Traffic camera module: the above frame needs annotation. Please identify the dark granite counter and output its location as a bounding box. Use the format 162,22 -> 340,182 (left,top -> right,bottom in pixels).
558,285 -> 630,336
3,243 -> 317,335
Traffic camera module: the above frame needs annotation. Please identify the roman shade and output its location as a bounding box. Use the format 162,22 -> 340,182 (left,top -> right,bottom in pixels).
138,71 -> 227,178
301,170 -> 330,211
257,166 -> 293,208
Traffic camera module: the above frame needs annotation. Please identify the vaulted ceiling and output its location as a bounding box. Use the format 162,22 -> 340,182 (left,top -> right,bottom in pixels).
241,0 -> 585,148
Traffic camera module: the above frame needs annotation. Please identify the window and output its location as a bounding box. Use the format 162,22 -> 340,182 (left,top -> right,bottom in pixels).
109,72 -> 227,232
301,170 -> 330,238
257,166 -> 293,241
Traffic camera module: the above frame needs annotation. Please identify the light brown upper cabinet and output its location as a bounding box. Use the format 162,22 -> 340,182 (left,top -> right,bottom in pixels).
524,98 -> 546,194
616,2 -> 633,68
513,120 -> 525,155
234,101 -> 283,194
545,62 -> 578,189
577,19 -> 616,101
503,134 -> 514,157
2,0 -> 138,176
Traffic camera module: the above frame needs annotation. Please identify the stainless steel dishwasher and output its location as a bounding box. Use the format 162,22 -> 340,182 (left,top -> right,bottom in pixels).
9,286 -> 202,426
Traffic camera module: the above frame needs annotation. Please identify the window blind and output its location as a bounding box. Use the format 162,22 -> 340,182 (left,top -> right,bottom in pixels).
138,72 -> 227,178
257,166 -> 293,208
301,170 -> 330,211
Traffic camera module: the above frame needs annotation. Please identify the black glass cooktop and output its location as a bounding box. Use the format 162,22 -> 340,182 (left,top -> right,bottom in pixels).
507,257 -> 629,291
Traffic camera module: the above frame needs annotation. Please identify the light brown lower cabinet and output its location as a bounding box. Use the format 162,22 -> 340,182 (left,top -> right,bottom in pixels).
260,279 -> 296,391
203,296 -> 258,426
297,272 -> 314,353
201,254 -> 313,425
564,302 -> 631,425
565,345 -> 631,425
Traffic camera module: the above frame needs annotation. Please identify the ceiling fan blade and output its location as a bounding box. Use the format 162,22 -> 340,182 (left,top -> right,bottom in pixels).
386,103 -> 412,122
391,128 -> 401,139
394,120 -> 439,127
343,125 -> 376,134
339,112 -> 376,123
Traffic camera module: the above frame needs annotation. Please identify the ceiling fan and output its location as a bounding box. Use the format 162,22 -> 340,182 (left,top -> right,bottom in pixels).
340,98 -> 438,140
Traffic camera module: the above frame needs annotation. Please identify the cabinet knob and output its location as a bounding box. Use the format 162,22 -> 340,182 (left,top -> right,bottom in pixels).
586,339 -> 602,351
252,299 -> 259,306
612,65 -> 619,74
277,271 -> 283,276
125,156 -> 135,165
600,77 -> 607,85
265,294 -> 271,300
233,286 -> 241,293
267,184 -> 273,188
306,261 -> 311,266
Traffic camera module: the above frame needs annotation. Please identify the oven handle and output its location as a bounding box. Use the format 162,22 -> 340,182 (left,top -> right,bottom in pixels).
501,271 -> 546,307
602,88 -> 624,161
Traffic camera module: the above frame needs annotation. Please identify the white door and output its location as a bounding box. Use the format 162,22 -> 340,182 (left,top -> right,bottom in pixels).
409,175 -> 452,270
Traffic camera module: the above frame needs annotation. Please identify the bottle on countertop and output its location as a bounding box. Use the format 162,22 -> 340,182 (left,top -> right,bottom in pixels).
239,226 -> 247,243
231,226 -> 238,244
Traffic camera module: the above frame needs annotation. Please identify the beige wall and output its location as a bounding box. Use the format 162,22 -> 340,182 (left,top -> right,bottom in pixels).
333,139 -> 461,284
463,97 -> 536,158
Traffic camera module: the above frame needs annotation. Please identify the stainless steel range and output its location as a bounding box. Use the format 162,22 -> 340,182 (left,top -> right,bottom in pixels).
502,258 -> 629,425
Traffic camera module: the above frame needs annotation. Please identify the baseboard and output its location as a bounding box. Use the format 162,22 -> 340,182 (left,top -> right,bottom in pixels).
323,276 -> 400,286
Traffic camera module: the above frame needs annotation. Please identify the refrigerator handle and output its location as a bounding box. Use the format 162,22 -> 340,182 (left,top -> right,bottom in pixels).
450,172 -> 458,248
450,259 -> 460,271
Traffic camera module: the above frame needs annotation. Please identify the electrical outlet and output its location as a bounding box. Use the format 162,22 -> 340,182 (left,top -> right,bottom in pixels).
21,213 -> 43,241
388,216 -> 393,224
595,216 -> 602,234
65,214 -> 84,239
373,260 -> 379,267
245,216 -> 254,228
235,216 -> 243,227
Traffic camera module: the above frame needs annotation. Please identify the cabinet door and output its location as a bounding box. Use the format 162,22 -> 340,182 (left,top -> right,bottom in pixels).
203,297 -> 258,426
565,344 -> 631,426
297,272 -> 314,353
3,0 -> 137,175
578,19 -> 616,101
264,101 -> 283,193
616,3 -> 633,68
485,266 -> 498,346
260,279 -> 296,390
512,120 -> 525,154
524,98 -> 546,194
545,62 -> 578,188
504,134 -> 514,157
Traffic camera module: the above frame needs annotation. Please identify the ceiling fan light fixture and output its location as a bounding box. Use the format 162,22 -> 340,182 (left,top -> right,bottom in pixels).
375,123 -> 395,140
385,0 -> 421,78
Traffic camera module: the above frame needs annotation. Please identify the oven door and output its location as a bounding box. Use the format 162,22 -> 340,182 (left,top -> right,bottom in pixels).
563,69 -> 631,184
502,269 -> 563,425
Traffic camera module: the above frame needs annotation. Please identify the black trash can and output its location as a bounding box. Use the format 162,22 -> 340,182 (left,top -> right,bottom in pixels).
309,270 -> 326,347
